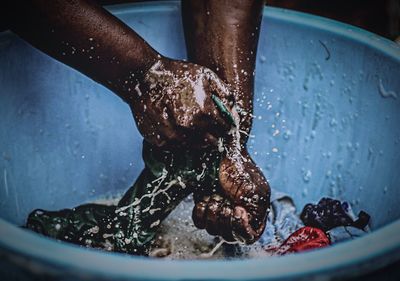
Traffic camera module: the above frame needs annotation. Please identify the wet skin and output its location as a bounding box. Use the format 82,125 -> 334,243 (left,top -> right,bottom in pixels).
6,0 -> 234,147
8,0 -> 271,249
183,0 -> 271,243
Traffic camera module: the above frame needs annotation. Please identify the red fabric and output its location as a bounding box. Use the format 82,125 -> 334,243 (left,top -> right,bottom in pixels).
265,226 -> 330,255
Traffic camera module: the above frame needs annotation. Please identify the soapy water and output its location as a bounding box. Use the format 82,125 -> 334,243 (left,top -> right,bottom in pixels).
26,93 -> 371,258
26,107 -> 369,258
26,57 -> 374,257
90,190 -> 368,259
92,191 -> 295,259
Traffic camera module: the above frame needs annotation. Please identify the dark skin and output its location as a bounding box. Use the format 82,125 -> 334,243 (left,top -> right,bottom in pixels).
5,0 -> 233,148
183,0 -> 271,243
182,0 -> 264,139
5,0 -> 270,246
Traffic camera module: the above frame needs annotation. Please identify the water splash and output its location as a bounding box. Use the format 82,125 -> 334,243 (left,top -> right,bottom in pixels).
378,79 -> 398,99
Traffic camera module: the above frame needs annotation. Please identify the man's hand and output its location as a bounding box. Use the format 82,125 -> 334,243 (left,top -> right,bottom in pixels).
192,149 -> 271,244
7,0 -> 235,149
129,57 -> 234,148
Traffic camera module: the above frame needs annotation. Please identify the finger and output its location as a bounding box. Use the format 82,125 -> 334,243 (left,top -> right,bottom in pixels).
231,206 -> 259,244
192,196 -> 210,229
218,203 -> 236,242
132,99 -> 169,147
150,89 -> 185,147
218,157 -> 240,200
208,72 -> 235,106
204,194 -> 224,236
231,155 -> 270,231
241,154 -> 271,213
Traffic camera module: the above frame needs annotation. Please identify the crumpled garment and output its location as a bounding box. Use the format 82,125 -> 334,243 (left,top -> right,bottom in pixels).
266,196 -> 371,255
224,192 -> 371,257
26,144 -> 371,256
259,190 -> 305,246
258,192 -> 331,255
301,198 -> 370,244
300,197 -> 370,232
268,226 -> 331,255
26,141 -> 221,255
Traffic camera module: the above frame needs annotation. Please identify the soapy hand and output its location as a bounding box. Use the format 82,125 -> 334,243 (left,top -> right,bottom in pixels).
128,57 -> 235,148
192,149 -> 271,244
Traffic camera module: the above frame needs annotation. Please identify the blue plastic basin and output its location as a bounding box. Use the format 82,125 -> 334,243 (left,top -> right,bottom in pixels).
0,1 -> 400,280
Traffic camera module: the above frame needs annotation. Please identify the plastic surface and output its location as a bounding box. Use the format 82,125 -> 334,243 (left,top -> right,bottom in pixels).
0,1 -> 400,280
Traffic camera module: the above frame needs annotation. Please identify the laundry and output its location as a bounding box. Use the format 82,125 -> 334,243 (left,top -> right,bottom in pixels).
221,193 -> 370,258
221,190 -> 305,258
26,141 -> 222,255
269,226 -> 331,255
26,156 -> 371,258
300,197 -> 370,232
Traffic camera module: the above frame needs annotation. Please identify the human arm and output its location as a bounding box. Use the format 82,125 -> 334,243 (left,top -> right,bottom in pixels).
182,0 -> 271,244
182,0 -> 265,140
5,0 -> 234,147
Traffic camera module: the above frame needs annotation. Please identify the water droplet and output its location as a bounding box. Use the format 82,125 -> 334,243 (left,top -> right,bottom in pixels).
303,170 -> 312,183
347,142 -> 353,149
283,130 -> 292,140
329,118 -> 337,127
326,170 -> 332,178
378,79 -> 398,99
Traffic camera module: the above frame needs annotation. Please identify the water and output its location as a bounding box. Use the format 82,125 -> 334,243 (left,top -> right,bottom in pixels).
378,79 -> 398,99
89,187 -> 370,260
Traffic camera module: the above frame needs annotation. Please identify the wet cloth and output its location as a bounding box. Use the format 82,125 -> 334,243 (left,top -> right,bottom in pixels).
300,197 -> 370,232
269,226 -> 331,255
262,196 -> 370,255
225,193 -> 370,257
26,141 -> 221,254
26,141 -> 371,256
300,197 -> 370,245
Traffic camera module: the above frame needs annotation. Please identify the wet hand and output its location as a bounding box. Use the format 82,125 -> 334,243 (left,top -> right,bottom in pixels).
128,57 -> 235,148
192,149 -> 270,244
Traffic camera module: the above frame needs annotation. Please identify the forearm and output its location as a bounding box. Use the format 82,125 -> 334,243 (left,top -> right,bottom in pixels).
182,0 -> 264,138
7,0 -> 159,102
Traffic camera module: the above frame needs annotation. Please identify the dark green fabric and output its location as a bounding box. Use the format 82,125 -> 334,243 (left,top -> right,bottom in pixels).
26,141 -> 221,255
